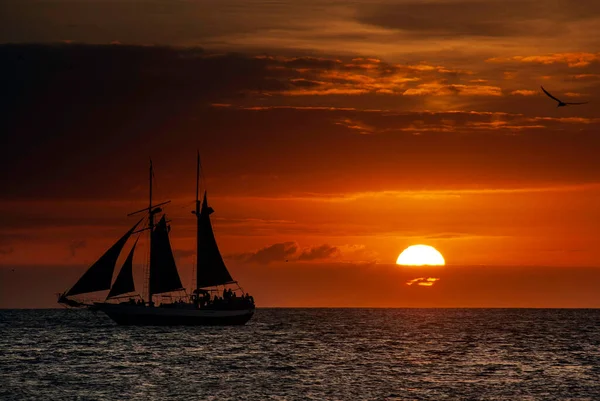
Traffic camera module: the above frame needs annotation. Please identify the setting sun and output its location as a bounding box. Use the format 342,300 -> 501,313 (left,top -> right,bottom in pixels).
396,245 -> 445,266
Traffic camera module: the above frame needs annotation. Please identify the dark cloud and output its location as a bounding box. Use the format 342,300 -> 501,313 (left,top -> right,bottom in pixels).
227,242 -> 342,264
290,79 -> 325,88
356,1 -> 600,38
298,244 -> 340,261
279,56 -> 341,70
1,44 -> 600,205
69,240 -> 86,256
0,44 -> 290,200
0,0 -> 302,45
227,241 -> 298,264
0,43 -> 288,111
2,0 -> 600,68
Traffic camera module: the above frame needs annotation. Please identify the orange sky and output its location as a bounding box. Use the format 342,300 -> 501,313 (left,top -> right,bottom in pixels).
1,0 -> 600,307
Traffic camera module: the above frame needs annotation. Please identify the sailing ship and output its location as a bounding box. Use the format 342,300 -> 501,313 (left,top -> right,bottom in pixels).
58,153 -> 255,325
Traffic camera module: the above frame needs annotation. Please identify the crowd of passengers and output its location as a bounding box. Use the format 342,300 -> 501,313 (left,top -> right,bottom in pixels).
124,289 -> 254,309
192,288 -> 255,309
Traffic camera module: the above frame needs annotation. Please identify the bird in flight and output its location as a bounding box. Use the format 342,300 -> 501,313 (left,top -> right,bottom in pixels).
541,86 -> 588,107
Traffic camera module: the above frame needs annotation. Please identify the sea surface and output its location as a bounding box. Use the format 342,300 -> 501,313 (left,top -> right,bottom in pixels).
1,309 -> 599,400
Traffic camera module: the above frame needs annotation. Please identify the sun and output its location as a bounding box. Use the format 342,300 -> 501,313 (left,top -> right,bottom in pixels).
396,245 -> 445,266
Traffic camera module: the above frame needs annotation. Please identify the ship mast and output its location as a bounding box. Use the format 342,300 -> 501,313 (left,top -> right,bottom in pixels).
196,152 -> 201,221
192,152 -> 235,289
147,159 -> 154,302
194,151 -> 201,290
126,158 -> 170,304
149,159 -> 154,231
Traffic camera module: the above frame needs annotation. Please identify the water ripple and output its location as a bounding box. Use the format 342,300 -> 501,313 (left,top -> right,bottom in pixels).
1,309 -> 599,400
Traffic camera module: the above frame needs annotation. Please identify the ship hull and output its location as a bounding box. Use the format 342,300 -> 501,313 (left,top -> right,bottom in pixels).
94,303 -> 254,326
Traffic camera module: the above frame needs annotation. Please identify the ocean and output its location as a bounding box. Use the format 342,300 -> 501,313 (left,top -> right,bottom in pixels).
1,309 -> 599,400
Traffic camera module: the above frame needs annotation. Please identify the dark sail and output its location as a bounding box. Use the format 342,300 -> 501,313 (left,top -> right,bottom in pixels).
149,215 -> 184,297
66,219 -> 142,297
196,192 -> 235,288
107,238 -> 138,299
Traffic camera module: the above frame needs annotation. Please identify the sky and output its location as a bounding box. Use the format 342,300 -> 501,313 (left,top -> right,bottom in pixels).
1,0 -> 600,307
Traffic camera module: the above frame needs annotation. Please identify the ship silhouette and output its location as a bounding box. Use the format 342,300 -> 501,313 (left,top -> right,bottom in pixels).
58,152 -> 255,325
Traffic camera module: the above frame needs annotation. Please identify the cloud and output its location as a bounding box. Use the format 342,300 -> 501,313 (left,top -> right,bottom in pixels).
0,43 -> 290,118
227,241 -> 298,264
0,44 -> 293,199
226,241 -> 366,265
511,90 -> 538,96
406,277 -> 440,287
354,0 -> 600,38
257,55 -> 342,71
335,118 -> 375,134
3,0 -> 600,66
233,183 -> 600,204
355,0 -> 600,49
3,43 -> 600,204
403,83 -> 501,96
357,1 -> 530,37
525,117 -> 599,124
253,55 -> 477,98
298,244 -> 340,261
569,74 -> 600,81
465,120 -> 545,131
327,109 -> 580,135
69,240 -> 86,257
488,53 -> 600,67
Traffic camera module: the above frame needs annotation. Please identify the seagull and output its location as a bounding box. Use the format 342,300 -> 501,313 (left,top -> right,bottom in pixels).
541,86 -> 588,107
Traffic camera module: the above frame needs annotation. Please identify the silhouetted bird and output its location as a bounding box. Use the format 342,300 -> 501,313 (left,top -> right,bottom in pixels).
541,86 -> 588,107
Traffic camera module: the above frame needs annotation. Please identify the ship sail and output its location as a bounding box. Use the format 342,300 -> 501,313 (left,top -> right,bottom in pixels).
58,156 -> 255,326
196,191 -> 234,288
106,238 -> 138,299
66,219 -> 142,297
149,215 -> 184,297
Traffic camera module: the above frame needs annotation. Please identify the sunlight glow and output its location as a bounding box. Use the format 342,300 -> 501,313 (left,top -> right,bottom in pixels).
396,245 -> 445,266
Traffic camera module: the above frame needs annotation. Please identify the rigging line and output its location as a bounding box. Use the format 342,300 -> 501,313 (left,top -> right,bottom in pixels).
152,170 -> 158,196
198,151 -> 208,193
148,158 -> 163,205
